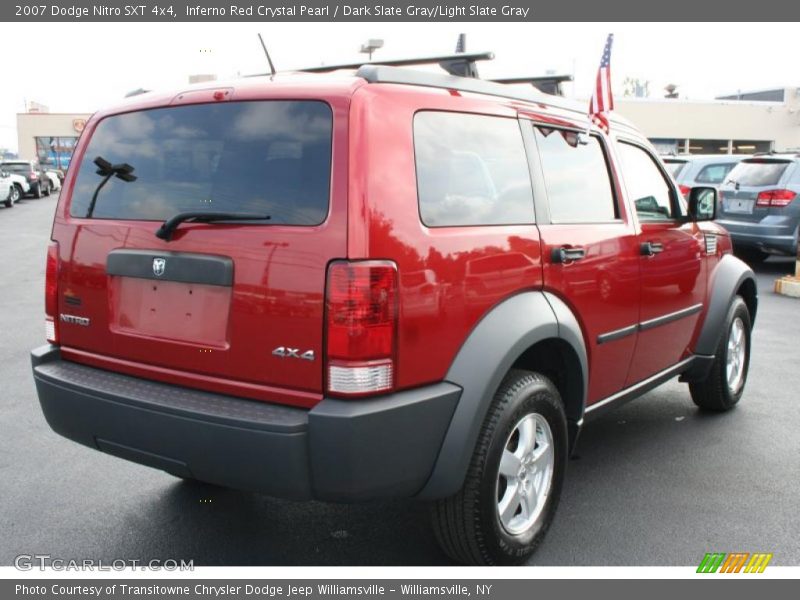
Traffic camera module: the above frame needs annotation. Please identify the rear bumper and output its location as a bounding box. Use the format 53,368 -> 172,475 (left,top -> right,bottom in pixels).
31,345 -> 460,502
717,217 -> 798,255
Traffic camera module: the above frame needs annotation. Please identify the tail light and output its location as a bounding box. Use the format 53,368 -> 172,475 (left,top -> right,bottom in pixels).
325,260 -> 398,397
45,241 -> 59,343
29,172 -> 38,181
678,184 -> 691,197
756,189 -> 796,208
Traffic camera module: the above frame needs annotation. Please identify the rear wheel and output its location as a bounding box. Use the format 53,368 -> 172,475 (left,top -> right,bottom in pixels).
689,296 -> 751,411
431,370 -> 567,565
33,183 -> 43,199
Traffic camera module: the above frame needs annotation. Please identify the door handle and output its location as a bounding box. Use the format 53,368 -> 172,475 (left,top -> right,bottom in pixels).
640,241 -> 664,256
551,246 -> 586,264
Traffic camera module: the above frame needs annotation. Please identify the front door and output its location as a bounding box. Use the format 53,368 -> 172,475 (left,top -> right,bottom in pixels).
615,141 -> 706,385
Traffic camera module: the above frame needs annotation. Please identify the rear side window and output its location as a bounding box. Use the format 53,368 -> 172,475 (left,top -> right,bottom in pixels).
534,126 -> 617,223
696,163 -> 737,184
414,112 -> 534,227
726,160 -> 791,187
70,101 -> 333,225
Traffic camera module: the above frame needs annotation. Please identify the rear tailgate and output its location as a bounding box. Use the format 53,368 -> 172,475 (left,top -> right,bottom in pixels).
51,96 -> 348,407
719,158 -> 793,222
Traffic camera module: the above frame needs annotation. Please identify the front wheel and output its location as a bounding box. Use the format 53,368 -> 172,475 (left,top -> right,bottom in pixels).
4,185 -> 19,207
431,370 -> 567,565
689,296 -> 751,411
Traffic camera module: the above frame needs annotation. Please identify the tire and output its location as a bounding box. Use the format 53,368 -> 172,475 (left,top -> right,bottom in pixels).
4,185 -> 18,207
43,181 -> 51,196
689,296 -> 751,411
33,183 -> 43,199
431,370 -> 568,565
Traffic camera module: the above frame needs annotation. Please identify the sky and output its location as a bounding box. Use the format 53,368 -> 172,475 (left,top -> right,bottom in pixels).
1,21 -> 798,152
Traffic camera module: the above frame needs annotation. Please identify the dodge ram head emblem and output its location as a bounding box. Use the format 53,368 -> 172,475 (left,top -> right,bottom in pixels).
152,258 -> 166,277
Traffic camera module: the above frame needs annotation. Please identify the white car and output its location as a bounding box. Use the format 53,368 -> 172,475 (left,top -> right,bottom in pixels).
0,171 -> 14,207
4,173 -> 30,201
44,169 -> 61,192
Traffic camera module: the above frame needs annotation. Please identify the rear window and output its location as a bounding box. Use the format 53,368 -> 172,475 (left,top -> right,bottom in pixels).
695,163 -> 737,184
69,101 -> 333,225
414,111 -> 535,227
726,160 -> 791,187
664,161 -> 686,178
1,163 -> 31,173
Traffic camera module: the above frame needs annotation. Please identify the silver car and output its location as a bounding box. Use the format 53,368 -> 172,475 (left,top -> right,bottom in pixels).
717,153 -> 800,261
663,154 -> 749,196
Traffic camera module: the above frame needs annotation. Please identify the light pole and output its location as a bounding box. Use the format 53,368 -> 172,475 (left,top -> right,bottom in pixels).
359,39 -> 384,61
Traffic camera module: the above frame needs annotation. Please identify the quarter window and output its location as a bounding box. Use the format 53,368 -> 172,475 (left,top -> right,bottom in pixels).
617,142 -> 676,221
533,126 -> 617,223
414,112 -> 535,227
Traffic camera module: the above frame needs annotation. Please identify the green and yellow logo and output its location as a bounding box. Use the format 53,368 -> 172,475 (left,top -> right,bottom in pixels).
697,552 -> 773,573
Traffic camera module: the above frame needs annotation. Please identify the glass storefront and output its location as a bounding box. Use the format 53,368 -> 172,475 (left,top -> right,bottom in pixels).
35,136 -> 78,169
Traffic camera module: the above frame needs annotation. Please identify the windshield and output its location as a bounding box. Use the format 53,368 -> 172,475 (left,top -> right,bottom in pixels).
726,160 -> 791,187
69,101 -> 333,225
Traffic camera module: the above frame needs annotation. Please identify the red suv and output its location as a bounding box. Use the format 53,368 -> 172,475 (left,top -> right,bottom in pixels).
31,60 -> 757,565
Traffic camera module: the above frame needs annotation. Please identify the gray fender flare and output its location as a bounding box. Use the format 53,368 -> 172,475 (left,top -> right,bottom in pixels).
694,254 -> 758,357
416,291 -> 588,500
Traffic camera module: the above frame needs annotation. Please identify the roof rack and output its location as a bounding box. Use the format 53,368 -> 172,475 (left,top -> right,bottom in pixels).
297,51 -> 494,78
355,65 -> 589,112
489,74 -> 573,96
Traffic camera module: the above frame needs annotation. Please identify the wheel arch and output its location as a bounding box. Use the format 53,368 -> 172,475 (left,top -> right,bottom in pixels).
695,254 -> 758,357
417,291 -> 588,500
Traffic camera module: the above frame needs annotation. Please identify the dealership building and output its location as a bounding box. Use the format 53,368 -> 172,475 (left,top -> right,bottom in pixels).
16,111 -> 92,169
13,86 -> 800,169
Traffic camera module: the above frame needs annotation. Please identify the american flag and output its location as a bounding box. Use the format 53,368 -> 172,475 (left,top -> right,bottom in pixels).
589,34 -> 614,133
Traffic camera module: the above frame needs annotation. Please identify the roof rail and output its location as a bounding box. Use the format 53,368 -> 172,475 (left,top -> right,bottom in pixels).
489,74 -> 573,96
297,51 -> 494,78
354,64 -> 588,112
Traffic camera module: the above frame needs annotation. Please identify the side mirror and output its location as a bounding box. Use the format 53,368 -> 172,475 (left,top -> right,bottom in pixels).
688,186 -> 716,221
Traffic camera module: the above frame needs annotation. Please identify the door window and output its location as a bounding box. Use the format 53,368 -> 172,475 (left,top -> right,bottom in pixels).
617,142 -> 677,221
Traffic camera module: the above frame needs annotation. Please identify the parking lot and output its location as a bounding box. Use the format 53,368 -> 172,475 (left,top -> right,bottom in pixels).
1,194 -> 798,566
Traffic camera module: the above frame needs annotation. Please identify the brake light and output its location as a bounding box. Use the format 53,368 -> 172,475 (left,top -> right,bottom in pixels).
756,189 -> 796,208
45,241 -> 60,343
325,260 -> 398,397
29,172 -> 38,181
678,184 -> 691,197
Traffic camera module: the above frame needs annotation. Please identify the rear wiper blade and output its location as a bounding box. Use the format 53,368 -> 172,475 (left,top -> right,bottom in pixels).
155,211 -> 271,241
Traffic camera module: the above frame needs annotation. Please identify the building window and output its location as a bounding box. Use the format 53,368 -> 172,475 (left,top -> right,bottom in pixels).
35,137 -> 78,170
732,140 -> 772,154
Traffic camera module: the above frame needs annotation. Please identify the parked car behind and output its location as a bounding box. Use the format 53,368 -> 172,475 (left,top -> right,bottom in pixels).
44,168 -> 62,192
662,154 -> 748,197
717,153 -> 800,261
0,160 -> 52,198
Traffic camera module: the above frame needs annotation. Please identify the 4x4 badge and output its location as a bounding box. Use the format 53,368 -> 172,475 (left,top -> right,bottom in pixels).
152,257 -> 166,277
272,347 -> 315,361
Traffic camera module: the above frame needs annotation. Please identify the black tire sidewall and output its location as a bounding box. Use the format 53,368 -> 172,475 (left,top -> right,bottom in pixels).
478,377 -> 568,563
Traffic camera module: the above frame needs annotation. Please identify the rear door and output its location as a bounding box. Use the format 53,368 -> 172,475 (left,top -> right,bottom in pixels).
615,140 -> 706,385
525,123 -> 641,404
55,97 -> 347,406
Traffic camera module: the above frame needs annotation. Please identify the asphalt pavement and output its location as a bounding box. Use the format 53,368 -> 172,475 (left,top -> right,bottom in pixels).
1,194 -> 798,566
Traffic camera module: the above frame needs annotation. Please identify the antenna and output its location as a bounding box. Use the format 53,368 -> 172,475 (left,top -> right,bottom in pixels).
257,33 -> 277,77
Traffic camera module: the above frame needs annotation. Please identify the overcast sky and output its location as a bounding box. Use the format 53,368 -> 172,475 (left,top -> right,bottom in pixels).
1,21 -> 797,151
